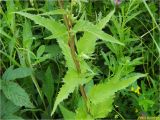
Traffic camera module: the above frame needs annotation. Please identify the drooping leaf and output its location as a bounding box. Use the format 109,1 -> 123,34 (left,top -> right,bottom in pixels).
2,67 -> 32,81
2,81 -> 34,108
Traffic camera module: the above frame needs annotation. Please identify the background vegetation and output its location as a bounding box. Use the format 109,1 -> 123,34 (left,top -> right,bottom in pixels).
0,0 -> 159,119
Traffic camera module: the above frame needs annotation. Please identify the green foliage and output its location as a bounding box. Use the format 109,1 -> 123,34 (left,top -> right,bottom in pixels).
0,0 -> 159,119
1,80 -> 34,108
0,93 -> 23,120
59,104 -> 75,120
42,66 -> 54,105
2,66 -> 32,81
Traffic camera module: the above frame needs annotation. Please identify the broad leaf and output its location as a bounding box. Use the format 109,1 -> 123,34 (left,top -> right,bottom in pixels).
42,66 -> 54,105
3,67 -> 32,81
0,93 -> 23,119
2,81 -> 34,108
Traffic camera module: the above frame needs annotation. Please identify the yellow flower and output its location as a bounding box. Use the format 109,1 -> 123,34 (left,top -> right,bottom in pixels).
131,86 -> 141,95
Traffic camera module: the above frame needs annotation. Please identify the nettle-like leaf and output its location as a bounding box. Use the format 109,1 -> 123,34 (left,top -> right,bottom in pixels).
77,10 -> 115,56
16,12 -> 67,39
2,66 -> 32,81
88,73 -> 146,118
73,20 -> 123,45
57,40 -> 76,70
2,81 -> 34,108
90,96 -> 114,118
51,70 -> 92,116
75,105 -> 94,120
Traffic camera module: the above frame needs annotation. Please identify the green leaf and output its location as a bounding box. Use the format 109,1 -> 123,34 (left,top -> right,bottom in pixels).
45,44 -> 61,58
59,104 -> 75,120
51,70 -> 89,116
75,105 -> 93,120
37,45 -> 45,58
2,81 -> 34,108
87,73 -> 146,118
16,12 -> 67,39
39,9 -> 67,16
57,40 -> 76,70
42,66 -> 54,105
90,96 -> 114,118
77,32 -> 97,56
0,93 -> 22,119
2,66 -> 14,81
89,73 -> 146,104
77,10 -> 115,56
23,19 -> 33,49
97,9 -> 115,29
3,67 -> 32,81
73,20 -> 124,46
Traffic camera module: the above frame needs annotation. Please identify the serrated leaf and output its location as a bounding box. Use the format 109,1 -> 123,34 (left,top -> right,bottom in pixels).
51,70 -> 89,116
57,40 -> 76,70
90,96 -> 114,118
42,66 -> 54,105
16,12 -> 67,39
73,20 -> 124,46
77,32 -> 97,55
97,9 -> 115,29
3,67 -> 32,81
75,105 -> 93,120
89,73 -> 146,104
59,104 -> 75,120
37,45 -> 45,58
2,81 -> 34,108
77,10 -> 115,56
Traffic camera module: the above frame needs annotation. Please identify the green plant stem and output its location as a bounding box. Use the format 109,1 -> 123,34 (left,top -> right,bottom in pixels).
58,0 -> 88,106
26,52 -> 46,110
